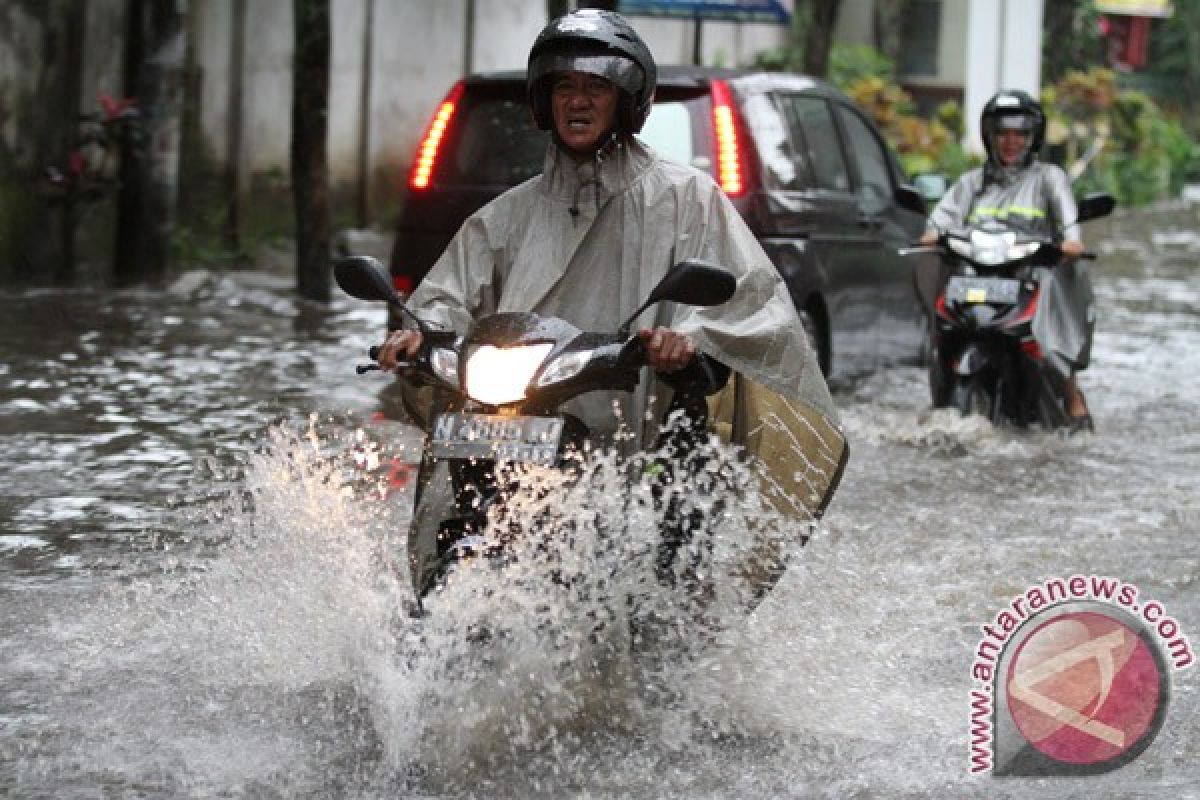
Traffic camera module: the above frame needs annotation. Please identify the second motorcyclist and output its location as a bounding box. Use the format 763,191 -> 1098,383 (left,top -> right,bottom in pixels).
919,89 -> 1095,432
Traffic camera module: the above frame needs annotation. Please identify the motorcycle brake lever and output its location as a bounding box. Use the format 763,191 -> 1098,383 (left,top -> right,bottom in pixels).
357,360 -> 418,375
359,345 -> 418,375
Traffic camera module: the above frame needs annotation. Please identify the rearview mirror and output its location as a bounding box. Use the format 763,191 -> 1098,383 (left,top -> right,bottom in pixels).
1076,193 -> 1116,224
334,255 -> 399,304
334,255 -> 429,333
646,258 -> 737,308
618,258 -> 736,337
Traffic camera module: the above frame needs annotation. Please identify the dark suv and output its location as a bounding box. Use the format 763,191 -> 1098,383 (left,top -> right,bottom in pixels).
390,67 -> 929,383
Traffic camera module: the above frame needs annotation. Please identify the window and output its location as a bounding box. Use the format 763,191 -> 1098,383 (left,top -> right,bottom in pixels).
775,94 -> 850,192
836,105 -> 893,214
900,0 -> 941,77
639,102 -> 694,167
454,98 -> 549,186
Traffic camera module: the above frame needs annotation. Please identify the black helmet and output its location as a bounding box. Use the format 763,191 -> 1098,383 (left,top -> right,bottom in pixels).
527,9 -> 657,135
980,89 -> 1045,168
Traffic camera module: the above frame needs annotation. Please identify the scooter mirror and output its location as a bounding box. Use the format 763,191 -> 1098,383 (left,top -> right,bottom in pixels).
1076,193 -> 1115,224
334,256 -> 399,304
618,259 -> 736,338
335,255 -> 431,334
646,259 -> 737,308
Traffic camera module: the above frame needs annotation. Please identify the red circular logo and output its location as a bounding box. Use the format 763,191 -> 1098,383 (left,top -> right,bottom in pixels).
1005,611 -> 1163,765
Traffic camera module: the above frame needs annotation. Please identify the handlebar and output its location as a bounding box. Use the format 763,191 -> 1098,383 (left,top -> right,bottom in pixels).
358,344 -> 417,375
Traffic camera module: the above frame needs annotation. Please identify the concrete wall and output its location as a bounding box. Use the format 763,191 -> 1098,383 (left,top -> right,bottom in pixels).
964,0 -> 1044,155
11,0 -> 1041,243
178,0 -> 794,222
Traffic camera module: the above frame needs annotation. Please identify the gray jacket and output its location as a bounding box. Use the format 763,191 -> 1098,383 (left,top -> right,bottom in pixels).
927,162 -> 1080,243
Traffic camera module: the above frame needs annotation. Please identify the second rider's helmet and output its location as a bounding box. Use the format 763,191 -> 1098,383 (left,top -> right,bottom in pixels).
527,9 -> 657,135
980,89 -> 1046,169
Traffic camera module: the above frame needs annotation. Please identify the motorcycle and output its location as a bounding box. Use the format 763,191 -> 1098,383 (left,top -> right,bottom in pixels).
914,192 -> 1114,429
333,255 -> 737,609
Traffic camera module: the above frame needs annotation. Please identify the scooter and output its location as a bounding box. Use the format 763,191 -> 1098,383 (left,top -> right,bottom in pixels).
915,193 -> 1114,428
334,255 -> 737,605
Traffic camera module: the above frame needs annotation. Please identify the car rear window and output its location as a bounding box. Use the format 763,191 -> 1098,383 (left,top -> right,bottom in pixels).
638,102 -> 696,167
446,90 -> 704,187
454,98 -> 550,186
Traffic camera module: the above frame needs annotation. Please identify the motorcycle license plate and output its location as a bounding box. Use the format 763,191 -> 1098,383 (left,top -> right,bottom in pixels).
430,412 -> 564,465
946,276 -> 1020,305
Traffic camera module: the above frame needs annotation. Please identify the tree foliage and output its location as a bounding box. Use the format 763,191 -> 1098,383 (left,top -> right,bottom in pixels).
1047,67 -> 1197,205
752,0 -> 842,77
1142,3 -> 1200,135
1041,0 -> 1105,86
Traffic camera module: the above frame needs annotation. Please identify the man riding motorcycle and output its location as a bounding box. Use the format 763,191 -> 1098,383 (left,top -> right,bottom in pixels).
376,10 -> 846,599
919,89 -> 1095,432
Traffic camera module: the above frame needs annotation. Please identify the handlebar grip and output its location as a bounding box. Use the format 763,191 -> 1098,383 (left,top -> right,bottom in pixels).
368,345 -> 380,360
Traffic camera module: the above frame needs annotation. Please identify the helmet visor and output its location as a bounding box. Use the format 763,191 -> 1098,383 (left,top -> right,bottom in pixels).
994,114 -> 1035,132
531,52 -> 644,97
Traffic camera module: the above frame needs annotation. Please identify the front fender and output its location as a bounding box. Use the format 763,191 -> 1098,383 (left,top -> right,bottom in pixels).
953,342 -> 990,376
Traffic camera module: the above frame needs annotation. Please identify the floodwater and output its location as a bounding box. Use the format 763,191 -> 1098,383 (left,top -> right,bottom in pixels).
2,205 -> 1198,798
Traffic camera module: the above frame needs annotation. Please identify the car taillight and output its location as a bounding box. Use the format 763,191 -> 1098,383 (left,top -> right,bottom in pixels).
409,81 -> 465,190
710,79 -> 746,197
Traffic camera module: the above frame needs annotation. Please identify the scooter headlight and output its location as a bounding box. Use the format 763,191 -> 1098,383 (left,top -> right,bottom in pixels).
536,349 -> 595,388
970,230 -> 1015,265
464,343 -> 553,406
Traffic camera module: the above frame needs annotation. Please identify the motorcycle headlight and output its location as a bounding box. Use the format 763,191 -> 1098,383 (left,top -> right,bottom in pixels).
536,348 -> 595,388
429,347 -> 460,388
464,343 -> 553,406
969,230 -> 1015,266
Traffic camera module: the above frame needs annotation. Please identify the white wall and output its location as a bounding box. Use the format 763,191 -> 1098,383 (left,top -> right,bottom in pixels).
80,0 -> 793,221
964,0 -> 1044,155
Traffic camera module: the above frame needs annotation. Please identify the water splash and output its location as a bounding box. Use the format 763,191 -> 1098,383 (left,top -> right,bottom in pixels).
359,423 -> 822,794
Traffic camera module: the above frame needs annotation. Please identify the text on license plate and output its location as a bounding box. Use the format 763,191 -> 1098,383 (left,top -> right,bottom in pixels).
430,413 -> 565,465
946,276 -> 1020,305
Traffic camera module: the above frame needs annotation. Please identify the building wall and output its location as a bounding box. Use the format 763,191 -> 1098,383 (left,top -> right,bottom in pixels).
964,0 -> 1044,154
179,0 -> 792,220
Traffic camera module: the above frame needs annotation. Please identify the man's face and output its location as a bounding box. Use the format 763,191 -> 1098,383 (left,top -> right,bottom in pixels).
996,128 -> 1030,166
551,71 -> 619,155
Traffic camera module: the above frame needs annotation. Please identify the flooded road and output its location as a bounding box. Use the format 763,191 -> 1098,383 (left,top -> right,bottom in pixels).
2,206 -> 1197,798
